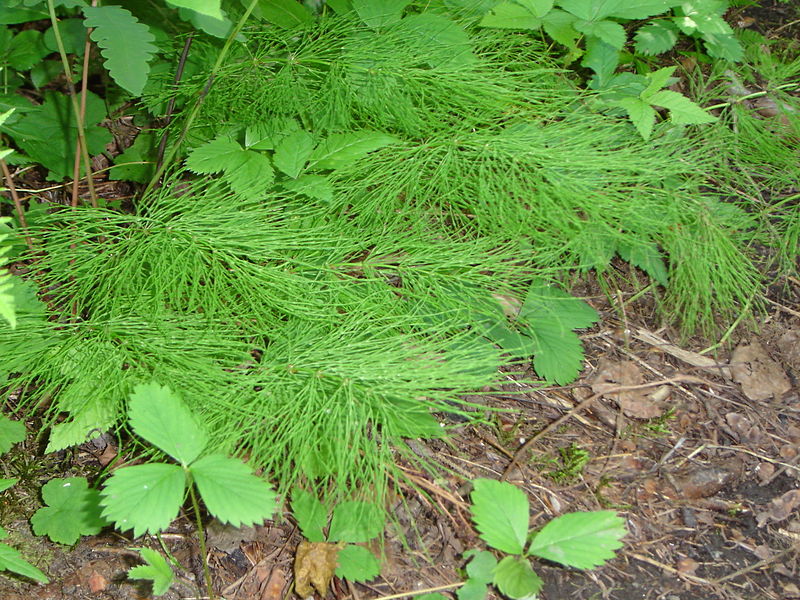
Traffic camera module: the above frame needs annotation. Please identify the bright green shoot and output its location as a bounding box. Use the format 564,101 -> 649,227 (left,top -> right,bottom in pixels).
462,478 -> 626,600
100,382 -> 278,598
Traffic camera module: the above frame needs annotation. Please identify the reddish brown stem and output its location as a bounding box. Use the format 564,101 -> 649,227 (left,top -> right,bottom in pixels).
0,159 -> 35,252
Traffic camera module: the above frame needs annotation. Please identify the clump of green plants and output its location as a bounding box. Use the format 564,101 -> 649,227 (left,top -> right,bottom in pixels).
459,478 -> 626,599
0,415 -> 49,583
547,442 -> 590,482
291,490 -> 385,595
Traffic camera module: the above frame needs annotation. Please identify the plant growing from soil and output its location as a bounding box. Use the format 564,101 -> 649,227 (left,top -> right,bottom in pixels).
0,415 -> 49,583
462,478 -> 626,600
291,489 -> 385,595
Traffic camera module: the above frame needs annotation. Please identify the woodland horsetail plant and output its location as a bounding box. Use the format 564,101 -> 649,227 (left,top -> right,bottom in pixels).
0,2 -> 797,589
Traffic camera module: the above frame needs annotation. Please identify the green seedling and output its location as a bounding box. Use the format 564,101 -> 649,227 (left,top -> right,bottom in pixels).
0,415 -> 49,583
290,489 -> 385,596
547,443 -> 590,483
99,382 -> 278,598
460,478 -> 626,600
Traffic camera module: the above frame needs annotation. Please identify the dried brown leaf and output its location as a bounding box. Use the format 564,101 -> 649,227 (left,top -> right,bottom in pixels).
756,489 -> 800,527
730,342 -> 791,401
294,541 -> 343,598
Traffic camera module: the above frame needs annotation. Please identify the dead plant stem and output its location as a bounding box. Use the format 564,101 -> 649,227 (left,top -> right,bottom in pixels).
0,159 -> 34,252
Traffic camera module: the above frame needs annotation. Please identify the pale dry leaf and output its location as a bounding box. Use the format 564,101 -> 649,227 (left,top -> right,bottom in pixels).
724,412 -> 763,445
756,461 -> 775,484
294,541 -> 343,597
260,568 -> 287,600
676,557 -> 699,576
756,489 -> 800,527
591,360 -> 663,419
730,342 -> 791,401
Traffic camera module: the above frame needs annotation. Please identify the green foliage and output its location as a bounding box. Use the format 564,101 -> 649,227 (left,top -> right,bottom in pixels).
2,91 -> 111,180
100,382 -> 277,537
547,442 -> 590,482
83,5 -> 159,96
465,478 -> 625,599
0,418 -> 49,583
30,477 -> 107,545
291,490 -> 384,583
128,547 -> 175,596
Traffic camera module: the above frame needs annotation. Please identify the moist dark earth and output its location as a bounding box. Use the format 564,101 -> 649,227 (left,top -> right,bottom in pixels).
1,3 -> 799,600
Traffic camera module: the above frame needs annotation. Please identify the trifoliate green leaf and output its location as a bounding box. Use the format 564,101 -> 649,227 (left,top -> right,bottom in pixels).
526,324 -> 586,384
291,489 -> 328,543
645,90 -> 717,125
190,454 -> 277,528
328,501 -> 384,543
465,549 -> 497,584
493,556 -> 542,600
282,174 -> 334,202
615,97 -> 656,140
470,479 -> 529,555
353,0 -> 410,28
274,130 -> 314,179
0,543 -> 49,583
164,0 -> 222,20
2,29 -> 48,71
10,91 -> 111,180
334,544 -> 381,581
225,150 -> 274,200
574,19 -> 626,50
479,2 -> 541,29
31,477 -> 107,545
101,463 -> 186,538
128,548 -> 174,596
186,136 -> 245,175
702,32 -> 743,62
528,511 -> 626,569
83,6 -> 158,96
634,21 -> 679,55
0,415 -> 25,454
456,578 -> 489,600
128,382 -> 207,466
309,131 -> 400,170
254,0 -> 314,29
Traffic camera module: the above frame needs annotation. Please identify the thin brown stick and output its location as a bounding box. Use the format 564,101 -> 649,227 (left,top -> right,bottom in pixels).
0,160 -> 34,252
501,376 -> 706,481
155,33 -> 195,173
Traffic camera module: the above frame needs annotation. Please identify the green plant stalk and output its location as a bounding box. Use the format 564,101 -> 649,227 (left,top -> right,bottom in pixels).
705,82 -> 800,111
46,0 -> 97,206
187,481 -> 214,600
144,0 -> 260,195
71,0 -> 99,208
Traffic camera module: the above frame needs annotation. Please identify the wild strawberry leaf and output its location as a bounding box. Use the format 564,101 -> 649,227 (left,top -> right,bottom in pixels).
291,489 -> 328,543
528,511 -> 626,568
615,97 -> 656,140
493,556 -> 542,600
190,454 -> 277,528
128,382 -> 208,466
574,19 -> 626,49
335,544 -> 381,581
470,479 -> 528,555
328,501 -> 384,543
128,548 -> 174,596
83,5 -> 158,96
101,463 -> 186,538
30,477 -> 107,545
